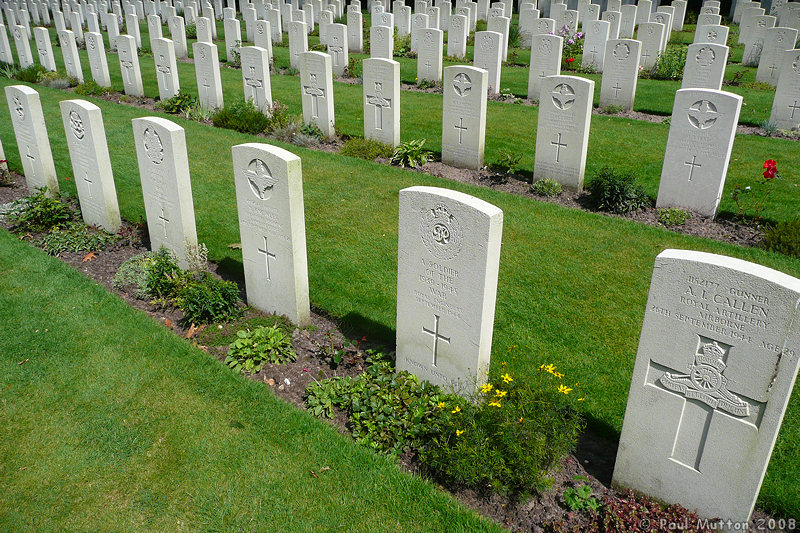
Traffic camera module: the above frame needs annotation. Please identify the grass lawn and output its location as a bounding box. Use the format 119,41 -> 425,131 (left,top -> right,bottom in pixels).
0,229 -> 501,532
1,17 -> 799,519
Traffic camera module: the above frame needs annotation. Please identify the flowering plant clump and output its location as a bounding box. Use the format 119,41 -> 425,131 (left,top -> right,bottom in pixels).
731,159 -> 782,222
553,25 -> 584,69
418,355 -> 585,495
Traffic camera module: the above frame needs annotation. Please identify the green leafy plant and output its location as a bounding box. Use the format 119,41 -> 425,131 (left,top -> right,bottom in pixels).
225,325 -> 296,373
36,70 -> 77,88
8,190 -> 72,232
530,178 -> 563,198
647,45 -> 686,80
227,41 -> 242,67
0,61 -> 20,79
147,248 -> 190,299
178,272 -> 240,324
657,207 -> 690,227
212,98 -> 272,134
393,33 -> 414,58
346,56 -> 362,78
586,167 -> 651,214
390,139 -> 433,168
157,91 -> 199,114
183,100 -> 215,121
36,222 -> 120,256
762,219 -> 800,259
185,22 -> 197,39
340,137 -> 393,161
491,150 -> 523,176
418,362 -> 585,495
507,24 -> 521,48
556,25 -> 584,69
113,251 -> 157,299
74,80 -> 107,96
417,78 -> 440,90
730,159 -> 781,222
761,119 -> 778,136
300,121 -> 325,139
598,104 -> 624,115
14,64 -> 46,83
563,478 -> 600,512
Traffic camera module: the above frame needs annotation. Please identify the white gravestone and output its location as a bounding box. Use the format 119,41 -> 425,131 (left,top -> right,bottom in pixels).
619,4 -> 636,38
601,10 -> 620,39
487,14 -> 510,61
232,143 -> 310,326
118,35 -> 145,96
255,20 -> 275,64
195,15 -> 212,42
193,41 -> 224,110
5,85 -> 59,195
347,9 -> 363,52
656,88 -> 742,218
636,0 -> 651,24
769,48 -> 800,130
739,6 -> 766,44
442,66 -> 488,169
599,39 -> 640,111
519,7 -> 542,48
168,15 -> 188,58
59,100 -> 121,233
147,14 -> 163,51
583,19 -> 610,72
418,28 -> 444,83
613,249 -> 800,524
447,13 -> 468,58
267,8 -> 282,42
396,186 -> 503,396
474,31 -> 502,94
85,32 -> 111,88
132,117 -> 199,268
637,22 -> 664,70
672,0 -> 687,30
319,9 -> 333,44
397,5 -> 411,36
528,34 -> 563,101
363,57 -> 401,147
224,17 -> 242,62
301,51 -> 335,137
651,10 -> 671,51
327,23 -> 348,76
411,12 -> 429,52
535,17 -> 556,35
681,43 -> 729,91
742,16 -> 776,67
12,25 -> 34,68
33,27 -> 56,71
0,25 -> 13,65
58,30 -> 85,83
289,21 -> 308,68
241,46 -> 273,113
534,75 -> 594,190
370,24 -> 394,59
69,11 -> 85,44
756,27 -> 798,86
153,38 -> 181,100
694,24 -> 729,46
125,13 -> 142,48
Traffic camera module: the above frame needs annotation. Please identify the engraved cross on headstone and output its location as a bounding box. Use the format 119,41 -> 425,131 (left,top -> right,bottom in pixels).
454,117 -> 468,143
425,59 -> 431,76
257,235 -> 277,281
304,74 -> 325,118
551,132 -> 567,162
642,49 -> 651,63
82,171 -> 93,199
612,82 -> 622,96
652,339 -> 765,472
200,76 -> 212,103
366,82 -> 391,130
120,58 -> 134,84
422,313 -> 450,367
789,100 -> 800,119
244,65 -> 264,105
685,155 -> 701,181
158,206 -> 169,238
24,145 -> 36,179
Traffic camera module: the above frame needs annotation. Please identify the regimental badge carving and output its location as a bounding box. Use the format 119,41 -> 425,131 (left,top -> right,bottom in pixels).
245,158 -> 277,200
647,25 -> 654,35
707,29 -> 718,40
14,28 -> 21,39
453,72 -> 471,96
424,30 -> 433,45
607,12 -> 616,21
69,111 -> 85,140
143,128 -> 164,164
688,100 -> 718,129
421,203 -> 462,260
13,96 -> 24,119
88,35 -> 96,49
551,83 -> 575,110
757,19 -> 767,27
538,20 -> 548,31
655,14 -> 665,24
538,38 -> 552,55
593,22 -> 601,34
200,47 -> 206,58
659,341 -> 750,417
776,31 -> 785,43
696,46 -> 715,67
480,35 -> 492,51
613,42 -> 630,60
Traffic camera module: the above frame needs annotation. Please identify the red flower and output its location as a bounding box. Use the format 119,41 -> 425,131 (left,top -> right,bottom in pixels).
763,167 -> 777,180
566,57 -> 575,63
764,159 -> 777,170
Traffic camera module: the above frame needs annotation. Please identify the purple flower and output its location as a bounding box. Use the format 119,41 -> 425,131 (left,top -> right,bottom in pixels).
576,32 -> 583,38
568,39 -> 574,44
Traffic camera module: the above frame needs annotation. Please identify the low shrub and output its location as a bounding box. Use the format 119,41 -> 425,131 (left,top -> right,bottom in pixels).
417,363 -> 584,495
36,70 -> 77,88
647,45 -> 686,80
340,137 -> 393,160
391,139 -> 433,168
530,178 -> 563,198
147,247 -> 189,299
74,80 -> 107,96
157,91 -> 198,114
179,273 -> 240,324
113,251 -> 157,299
0,61 -> 20,79
300,121 -> 326,140
225,325 -> 296,373
36,222 -> 120,256
762,219 -> 800,259
598,104 -> 625,115
657,207 -> 690,227
394,34 -> 413,58
212,98 -> 272,134
491,150 -> 523,176
185,23 -> 197,39
586,167 -> 651,214
8,190 -> 72,232
14,64 -> 46,83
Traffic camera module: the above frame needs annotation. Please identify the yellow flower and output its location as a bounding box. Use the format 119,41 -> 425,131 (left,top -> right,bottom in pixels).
519,417 -> 524,423
451,405 -> 461,414
456,429 -> 465,436
501,361 -> 507,366
488,400 -> 502,408
578,397 -> 585,401
495,390 -> 507,398
480,383 -> 493,394
558,384 -> 573,394
553,371 -> 564,379
501,373 -> 513,383
437,402 -> 446,409
544,364 -> 557,374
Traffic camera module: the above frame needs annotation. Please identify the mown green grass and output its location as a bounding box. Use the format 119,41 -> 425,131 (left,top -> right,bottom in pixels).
0,229 -> 501,532
0,77 -> 798,517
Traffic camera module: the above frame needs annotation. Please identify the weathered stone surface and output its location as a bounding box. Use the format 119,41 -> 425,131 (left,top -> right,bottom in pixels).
241,45 -> 273,113
442,65 -> 488,169
153,37 -> 181,100
682,43 -> 729,91
363,57 -> 400,146
5,85 -> 58,194
599,38 -> 640,111
769,48 -> 800,130
193,41 -> 224,109
300,51 -> 335,137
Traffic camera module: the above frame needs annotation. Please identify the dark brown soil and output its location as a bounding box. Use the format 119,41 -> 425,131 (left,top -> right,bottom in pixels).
0,170 -> 791,532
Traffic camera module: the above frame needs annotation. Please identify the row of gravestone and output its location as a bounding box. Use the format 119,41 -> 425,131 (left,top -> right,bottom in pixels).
5,81 -> 800,529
